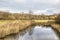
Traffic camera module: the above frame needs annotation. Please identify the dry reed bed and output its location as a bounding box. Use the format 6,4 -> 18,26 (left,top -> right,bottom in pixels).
0,20 -> 31,38
51,24 -> 60,33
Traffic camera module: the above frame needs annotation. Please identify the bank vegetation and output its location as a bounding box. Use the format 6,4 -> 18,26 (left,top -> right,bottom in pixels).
0,11 -> 60,38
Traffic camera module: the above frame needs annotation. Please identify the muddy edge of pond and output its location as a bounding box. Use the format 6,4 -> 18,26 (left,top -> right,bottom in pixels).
0,20 -> 60,38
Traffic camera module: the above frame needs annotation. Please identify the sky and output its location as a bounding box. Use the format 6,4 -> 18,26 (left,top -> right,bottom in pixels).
0,0 -> 60,15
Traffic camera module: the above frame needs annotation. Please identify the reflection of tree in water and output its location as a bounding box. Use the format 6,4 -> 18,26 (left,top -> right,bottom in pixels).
3,30 -> 27,40
19,31 -> 26,36
1,26 -> 35,40
3,34 -> 19,40
18,26 -> 34,36
52,28 -> 60,38
18,26 -> 35,36
29,27 -> 34,35
26,26 -> 35,35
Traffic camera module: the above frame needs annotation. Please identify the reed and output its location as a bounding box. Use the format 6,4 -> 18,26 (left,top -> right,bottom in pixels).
0,20 -> 31,38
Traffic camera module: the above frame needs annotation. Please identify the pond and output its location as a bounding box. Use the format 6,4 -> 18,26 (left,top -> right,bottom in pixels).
1,26 -> 60,40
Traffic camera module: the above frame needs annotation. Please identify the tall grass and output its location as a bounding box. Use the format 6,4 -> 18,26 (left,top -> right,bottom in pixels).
0,20 -> 31,38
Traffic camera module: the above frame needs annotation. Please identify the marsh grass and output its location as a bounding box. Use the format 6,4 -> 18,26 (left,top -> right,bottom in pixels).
0,20 -> 60,38
0,20 -> 31,38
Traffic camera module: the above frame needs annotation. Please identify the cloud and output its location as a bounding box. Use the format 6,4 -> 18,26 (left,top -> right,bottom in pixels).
13,0 -> 27,3
33,0 -> 59,4
0,0 -> 60,14
8,0 -> 60,4
32,8 -> 60,15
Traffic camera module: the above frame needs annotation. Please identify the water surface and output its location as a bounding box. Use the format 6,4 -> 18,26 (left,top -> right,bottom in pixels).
3,26 -> 60,40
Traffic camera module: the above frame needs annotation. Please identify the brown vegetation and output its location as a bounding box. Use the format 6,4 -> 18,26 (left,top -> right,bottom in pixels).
0,11 -> 60,38
0,20 -> 31,38
51,24 -> 60,33
0,11 -> 58,20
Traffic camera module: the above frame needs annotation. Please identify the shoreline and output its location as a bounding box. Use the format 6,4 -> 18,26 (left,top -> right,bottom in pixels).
0,20 -> 60,38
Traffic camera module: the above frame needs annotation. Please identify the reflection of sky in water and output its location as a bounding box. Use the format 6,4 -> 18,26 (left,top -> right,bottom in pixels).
18,26 -> 59,40
3,26 -> 59,40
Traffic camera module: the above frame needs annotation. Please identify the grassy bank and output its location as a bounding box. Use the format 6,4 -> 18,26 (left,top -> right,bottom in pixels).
51,24 -> 60,33
0,20 -> 31,38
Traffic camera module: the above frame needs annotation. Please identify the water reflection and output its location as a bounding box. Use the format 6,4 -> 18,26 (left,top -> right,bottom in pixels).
1,26 -> 60,40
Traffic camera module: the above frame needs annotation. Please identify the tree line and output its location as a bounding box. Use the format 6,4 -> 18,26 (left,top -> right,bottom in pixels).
0,11 -> 59,20
55,14 -> 60,24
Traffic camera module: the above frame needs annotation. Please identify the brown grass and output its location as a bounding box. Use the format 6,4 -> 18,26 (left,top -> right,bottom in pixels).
0,20 -> 60,38
51,24 -> 60,32
0,20 -> 31,38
